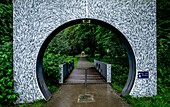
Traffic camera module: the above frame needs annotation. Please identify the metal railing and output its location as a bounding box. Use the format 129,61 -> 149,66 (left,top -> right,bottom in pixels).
59,60 -> 74,83
94,59 -> 112,83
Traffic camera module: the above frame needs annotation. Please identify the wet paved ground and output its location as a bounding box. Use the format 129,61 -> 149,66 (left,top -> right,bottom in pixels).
45,57 -> 130,107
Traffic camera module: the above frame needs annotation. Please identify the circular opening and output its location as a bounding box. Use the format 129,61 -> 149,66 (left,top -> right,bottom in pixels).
36,18 -> 136,100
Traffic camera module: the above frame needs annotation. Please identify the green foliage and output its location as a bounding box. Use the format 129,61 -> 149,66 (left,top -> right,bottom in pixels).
43,53 -> 63,82
15,100 -> 46,107
0,0 -> 12,5
111,83 -> 124,93
87,57 -> 95,63
42,34 -> 80,92
66,56 -> 80,68
157,0 -> 170,89
50,32 -> 71,55
123,88 -> 170,107
0,4 -> 12,42
48,85 -> 60,93
43,31 -> 70,91
58,23 -> 122,57
84,47 -> 90,53
82,23 -> 129,91
111,64 -> 128,86
0,3 -> 18,106
43,51 -> 66,92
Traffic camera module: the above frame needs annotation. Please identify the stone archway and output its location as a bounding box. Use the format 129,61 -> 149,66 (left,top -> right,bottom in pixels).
36,18 -> 136,100
13,0 -> 156,103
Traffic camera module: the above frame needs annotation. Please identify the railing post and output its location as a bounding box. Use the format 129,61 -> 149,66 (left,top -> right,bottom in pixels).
107,64 -> 112,83
59,64 -> 64,83
59,60 -> 75,83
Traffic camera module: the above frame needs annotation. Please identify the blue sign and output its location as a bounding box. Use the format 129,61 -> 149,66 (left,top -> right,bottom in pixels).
138,71 -> 149,79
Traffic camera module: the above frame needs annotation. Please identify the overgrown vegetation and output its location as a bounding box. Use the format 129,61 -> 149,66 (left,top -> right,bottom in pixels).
0,2 -> 18,106
157,0 -> 170,91
42,31 -> 81,93
43,49 -> 66,92
0,0 -> 170,106
67,56 -> 80,68
14,100 -> 46,107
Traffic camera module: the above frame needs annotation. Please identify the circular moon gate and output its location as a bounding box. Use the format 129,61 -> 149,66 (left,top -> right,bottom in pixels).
13,0 -> 157,103
36,18 -> 136,100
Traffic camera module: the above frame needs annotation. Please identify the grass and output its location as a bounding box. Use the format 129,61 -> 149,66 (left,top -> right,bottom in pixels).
15,86 -> 60,107
87,56 -> 112,63
15,100 -> 46,107
111,83 -> 124,93
48,85 -> 60,93
87,57 -> 94,63
123,91 -> 170,107
66,56 -> 80,68
112,82 -> 170,107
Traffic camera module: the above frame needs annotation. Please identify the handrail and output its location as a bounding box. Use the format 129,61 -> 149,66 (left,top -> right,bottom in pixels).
94,59 -> 111,83
59,60 -> 74,83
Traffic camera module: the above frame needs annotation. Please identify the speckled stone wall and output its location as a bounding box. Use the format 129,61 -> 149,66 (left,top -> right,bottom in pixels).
13,0 -> 156,103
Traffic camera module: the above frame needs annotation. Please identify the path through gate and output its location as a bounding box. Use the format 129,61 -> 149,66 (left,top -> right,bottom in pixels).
13,0 -> 157,103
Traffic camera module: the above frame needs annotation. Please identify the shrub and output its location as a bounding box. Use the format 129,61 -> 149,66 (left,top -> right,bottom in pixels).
111,64 -> 128,86
0,3 -> 18,106
43,52 -> 66,91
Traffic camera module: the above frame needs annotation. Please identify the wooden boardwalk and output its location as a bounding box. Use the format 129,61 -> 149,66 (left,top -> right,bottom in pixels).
65,57 -> 106,84
45,57 -> 130,107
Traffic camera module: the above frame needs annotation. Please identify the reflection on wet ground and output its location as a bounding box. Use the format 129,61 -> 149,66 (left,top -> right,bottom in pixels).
45,57 -> 130,107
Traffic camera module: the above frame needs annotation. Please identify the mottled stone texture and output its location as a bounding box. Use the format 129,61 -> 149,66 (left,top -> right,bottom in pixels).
13,0 -> 156,103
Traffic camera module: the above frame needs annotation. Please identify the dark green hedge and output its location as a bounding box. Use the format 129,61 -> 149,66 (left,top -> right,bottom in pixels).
0,3 -> 18,106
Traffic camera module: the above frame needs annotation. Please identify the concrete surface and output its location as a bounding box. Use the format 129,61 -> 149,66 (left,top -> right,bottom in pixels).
45,57 -> 130,107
